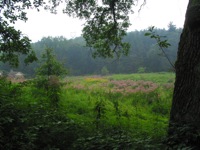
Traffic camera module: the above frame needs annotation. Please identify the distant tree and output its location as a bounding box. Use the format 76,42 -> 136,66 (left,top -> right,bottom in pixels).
36,48 -> 67,77
137,67 -> 146,73
101,66 -> 109,75
168,22 -> 176,32
27,29 -> 179,76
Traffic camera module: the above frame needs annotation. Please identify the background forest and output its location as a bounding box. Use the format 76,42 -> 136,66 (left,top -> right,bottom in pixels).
0,24 -> 181,76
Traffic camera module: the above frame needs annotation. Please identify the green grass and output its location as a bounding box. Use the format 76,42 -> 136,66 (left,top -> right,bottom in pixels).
61,72 -> 174,139
3,72 -> 174,149
107,72 -> 175,84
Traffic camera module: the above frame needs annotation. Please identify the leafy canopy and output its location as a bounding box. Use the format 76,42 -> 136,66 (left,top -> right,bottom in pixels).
62,0 -> 146,58
39,0 -> 146,58
0,0 -> 45,66
0,0 -> 146,66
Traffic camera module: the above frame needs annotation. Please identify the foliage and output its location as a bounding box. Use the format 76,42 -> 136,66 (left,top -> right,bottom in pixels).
0,21 -> 37,67
62,0 -> 144,58
36,48 -> 67,77
165,123 -> 200,149
2,28 -> 181,76
35,48 -> 67,108
63,73 -> 174,133
137,67 -> 146,73
0,0 -> 195,149
33,75 -> 62,109
101,66 -> 109,75
0,0 -> 42,66
145,26 -> 175,70
108,72 -> 175,84
1,0 -> 145,61
0,78 -> 39,149
94,98 -> 106,129
73,130 -> 134,150
168,22 -> 177,32
0,72 -> 175,149
0,77 -> 81,149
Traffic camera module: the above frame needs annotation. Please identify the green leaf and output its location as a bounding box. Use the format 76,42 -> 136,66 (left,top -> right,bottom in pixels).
144,32 -> 151,36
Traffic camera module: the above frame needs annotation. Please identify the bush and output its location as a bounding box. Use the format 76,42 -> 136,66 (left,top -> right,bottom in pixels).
137,67 -> 146,73
0,77 -> 81,150
73,130 -> 133,150
0,78 -> 36,149
33,75 -> 61,108
101,66 -> 109,76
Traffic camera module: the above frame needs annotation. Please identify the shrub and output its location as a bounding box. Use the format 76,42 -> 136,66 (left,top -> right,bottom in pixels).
73,130 -> 133,150
101,66 -> 109,76
137,67 -> 146,73
33,75 -> 61,108
0,77 -> 82,149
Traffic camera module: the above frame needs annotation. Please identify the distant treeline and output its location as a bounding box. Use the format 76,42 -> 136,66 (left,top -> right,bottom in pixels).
0,25 -> 181,77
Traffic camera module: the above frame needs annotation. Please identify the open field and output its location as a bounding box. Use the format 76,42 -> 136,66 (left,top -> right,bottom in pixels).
64,72 -> 175,93
60,72 -> 175,144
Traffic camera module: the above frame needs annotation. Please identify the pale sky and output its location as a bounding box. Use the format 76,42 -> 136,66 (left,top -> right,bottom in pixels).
14,0 -> 189,42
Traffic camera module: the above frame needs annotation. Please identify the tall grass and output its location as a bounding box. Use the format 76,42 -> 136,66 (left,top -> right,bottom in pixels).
61,73 -> 174,142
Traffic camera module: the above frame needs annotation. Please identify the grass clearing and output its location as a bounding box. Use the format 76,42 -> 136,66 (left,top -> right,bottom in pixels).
61,73 -> 174,140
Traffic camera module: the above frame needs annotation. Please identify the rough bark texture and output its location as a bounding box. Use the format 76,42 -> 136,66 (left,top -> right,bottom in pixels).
168,0 -> 200,147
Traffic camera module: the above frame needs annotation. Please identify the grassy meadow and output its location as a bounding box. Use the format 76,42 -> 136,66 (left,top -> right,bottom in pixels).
61,72 -> 174,148
1,72 -> 175,149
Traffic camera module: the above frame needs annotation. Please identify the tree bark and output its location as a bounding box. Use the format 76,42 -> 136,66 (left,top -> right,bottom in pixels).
168,0 -> 200,147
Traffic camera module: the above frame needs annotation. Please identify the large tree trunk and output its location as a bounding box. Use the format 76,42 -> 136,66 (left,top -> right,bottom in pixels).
168,0 -> 200,148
